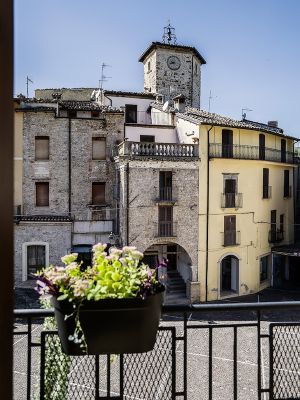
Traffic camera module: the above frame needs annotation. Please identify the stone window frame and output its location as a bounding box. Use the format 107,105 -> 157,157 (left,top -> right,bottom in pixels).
22,242 -> 49,281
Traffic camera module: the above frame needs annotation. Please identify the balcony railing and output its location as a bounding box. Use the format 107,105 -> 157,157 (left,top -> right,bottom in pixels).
155,221 -> 177,237
221,193 -> 243,208
263,185 -> 272,199
269,229 -> 284,243
222,230 -> 241,246
118,141 -> 199,158
209,143 -> 295,164
155,186 -> 177,202
14,302 -> 300,400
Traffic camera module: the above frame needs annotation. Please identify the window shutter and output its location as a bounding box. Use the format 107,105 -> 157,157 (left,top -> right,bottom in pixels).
36,182 -> 49,206
92,183 -> 105,205
35,137 -> 49,160
92,138 -> 106,160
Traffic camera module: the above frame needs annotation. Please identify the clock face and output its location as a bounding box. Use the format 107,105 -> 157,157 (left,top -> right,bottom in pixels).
167,56 -> 181,70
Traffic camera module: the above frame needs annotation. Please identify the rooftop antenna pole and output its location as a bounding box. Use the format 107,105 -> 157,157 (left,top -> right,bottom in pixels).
26,76 -> 33,99
242,107 -> 253,120
208,90 -> 217,113
99,62 -> 112,90
162,20 -> 177,45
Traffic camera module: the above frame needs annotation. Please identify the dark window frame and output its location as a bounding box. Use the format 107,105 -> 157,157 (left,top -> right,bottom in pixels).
263,168 -> 269,199
284,170 -> 290,197
140,135 -> 155,142
92,182 -> 106,205
125,104 -> 137,123
35,136 -> 49,161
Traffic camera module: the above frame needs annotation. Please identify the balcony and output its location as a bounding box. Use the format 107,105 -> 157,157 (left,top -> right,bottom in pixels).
209,143 -> 295,164
118,141 -> 199,159
155,221 -> 177,237
269,229 -> 284,243
155,187 -> 177,203
221,193 -> 243,208
222,230 -> 241,246
14,302 -> 300,399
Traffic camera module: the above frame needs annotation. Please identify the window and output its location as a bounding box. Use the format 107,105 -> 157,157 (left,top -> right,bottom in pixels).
91,110 -> 100,118
224,175 -> 237,207
147,61 -> 151,72
284,170 -> 290,197
92,137 -> 106,160
140,135 -> 155,142
280,214 -> 284,233
35,182 -> 49,207
68,110 -> 77,118
281,139 -> 286,162
159,171 -> 172,201
222,130 -> 233,158
260,255 -> 270,282
259,134 -> 265,160
224,215 -> 236,246
158,206 -> 173,236
194,63 -> 198,75
92,182 -> 105,205
26,245 -> 46,278
125,104 -> 137,123
35,136 -> 49,160
270,210 -> 277,242
263,168 -> 269,199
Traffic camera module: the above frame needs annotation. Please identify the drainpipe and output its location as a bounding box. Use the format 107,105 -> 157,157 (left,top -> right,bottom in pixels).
126,163 -> 129,245
205,125 -> 214,302
68,117 -> 72,216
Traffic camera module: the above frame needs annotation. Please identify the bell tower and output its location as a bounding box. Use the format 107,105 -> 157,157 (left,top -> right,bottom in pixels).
139,23 -> 206,108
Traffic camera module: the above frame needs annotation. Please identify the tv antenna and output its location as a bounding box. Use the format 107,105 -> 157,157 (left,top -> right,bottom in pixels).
208,90 -> 217,113
26,76 -> 33,98
242,108 -> 253,120
99,63 -> 112,90
162,20 -> 177,45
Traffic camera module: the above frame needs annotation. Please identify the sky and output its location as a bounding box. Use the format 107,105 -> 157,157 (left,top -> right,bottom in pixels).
14,0 -> 300,137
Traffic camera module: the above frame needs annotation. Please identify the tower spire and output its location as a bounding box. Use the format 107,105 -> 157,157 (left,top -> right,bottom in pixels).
162,21 -> 177,45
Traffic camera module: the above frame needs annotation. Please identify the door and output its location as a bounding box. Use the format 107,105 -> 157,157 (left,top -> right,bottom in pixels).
225,179 -> 236,207
231,257 -> 238,292
167,245 -> 177,271
224,215 -> 236,246
221,257 -> 232,291
222,130 -> 233,158
259,134 -> 265,160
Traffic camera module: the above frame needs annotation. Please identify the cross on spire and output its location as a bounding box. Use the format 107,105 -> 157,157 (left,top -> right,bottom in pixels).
162,21 -> 177,45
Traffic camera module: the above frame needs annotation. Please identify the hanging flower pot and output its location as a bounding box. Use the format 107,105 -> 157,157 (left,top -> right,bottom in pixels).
36,244 -> 165,355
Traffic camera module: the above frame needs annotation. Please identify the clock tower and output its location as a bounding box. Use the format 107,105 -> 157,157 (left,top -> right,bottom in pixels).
139,24 -> 206,108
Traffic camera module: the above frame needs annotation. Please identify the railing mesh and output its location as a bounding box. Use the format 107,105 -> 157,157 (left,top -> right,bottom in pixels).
271,323 -> 300,399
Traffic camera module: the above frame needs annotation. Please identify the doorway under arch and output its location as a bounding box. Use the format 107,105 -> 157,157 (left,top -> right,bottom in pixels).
220,255 -> 239,296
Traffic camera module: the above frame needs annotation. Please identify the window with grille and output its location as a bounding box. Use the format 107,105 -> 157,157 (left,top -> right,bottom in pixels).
92,182 -> 105,205
92,138 -> 106,160
27,245 -> 46,278
35,182 -> 49,207
35,137 -> 49,160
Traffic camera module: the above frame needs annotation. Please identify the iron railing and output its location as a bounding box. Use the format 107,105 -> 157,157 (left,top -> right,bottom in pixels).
221,193 -> 243,208
13,301 -> 300,400
209,143 -> 295,164
155,221 -> 177,237
118,141 -> 199,158
222,230 -> 241,246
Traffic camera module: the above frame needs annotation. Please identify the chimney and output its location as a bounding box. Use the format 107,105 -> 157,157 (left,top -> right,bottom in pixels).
268,121 -> 278,128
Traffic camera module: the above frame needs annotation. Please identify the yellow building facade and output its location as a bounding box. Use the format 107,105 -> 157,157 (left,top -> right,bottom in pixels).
196,120 -> 296,301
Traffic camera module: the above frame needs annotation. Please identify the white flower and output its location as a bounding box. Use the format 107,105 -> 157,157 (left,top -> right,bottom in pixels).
61,253 -> 78,265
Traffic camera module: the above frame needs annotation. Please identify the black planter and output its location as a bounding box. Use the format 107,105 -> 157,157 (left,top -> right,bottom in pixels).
51,290 -> 164,355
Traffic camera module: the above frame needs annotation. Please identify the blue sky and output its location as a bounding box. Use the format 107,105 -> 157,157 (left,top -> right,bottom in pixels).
14,0 -> 300,136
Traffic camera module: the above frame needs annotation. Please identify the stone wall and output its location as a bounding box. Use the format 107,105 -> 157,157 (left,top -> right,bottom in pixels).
14,222 -> 72,284
35,88 -> 96,101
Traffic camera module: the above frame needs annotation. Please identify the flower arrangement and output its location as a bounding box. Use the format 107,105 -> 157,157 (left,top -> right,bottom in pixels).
35,243 -> 164,354
36,243 -> 163,302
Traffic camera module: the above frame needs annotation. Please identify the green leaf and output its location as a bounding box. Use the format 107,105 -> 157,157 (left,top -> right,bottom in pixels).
57,293 -> 68,301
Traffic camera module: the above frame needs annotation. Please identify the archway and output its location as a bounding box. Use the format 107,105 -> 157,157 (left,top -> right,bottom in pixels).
220,255 -> 239,295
